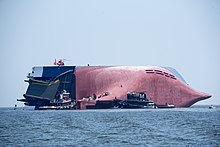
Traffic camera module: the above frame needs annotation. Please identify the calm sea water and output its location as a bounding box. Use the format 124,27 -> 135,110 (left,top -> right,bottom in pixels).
0,106 -> 219,147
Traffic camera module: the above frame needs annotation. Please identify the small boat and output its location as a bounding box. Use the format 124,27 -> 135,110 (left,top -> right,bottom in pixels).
35,90 -> 76,110
209,105 -> 215,109
118,91 -> 157,109
156,104 -> 175,108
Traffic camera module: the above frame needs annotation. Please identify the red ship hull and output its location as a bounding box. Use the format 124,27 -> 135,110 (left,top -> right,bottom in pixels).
75,66 -> 211,109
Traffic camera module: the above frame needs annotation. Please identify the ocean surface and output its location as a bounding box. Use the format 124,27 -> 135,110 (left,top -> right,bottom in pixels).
0,106 -> 219,147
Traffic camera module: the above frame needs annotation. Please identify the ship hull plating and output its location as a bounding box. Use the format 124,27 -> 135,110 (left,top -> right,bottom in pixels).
75,66 -> 211,109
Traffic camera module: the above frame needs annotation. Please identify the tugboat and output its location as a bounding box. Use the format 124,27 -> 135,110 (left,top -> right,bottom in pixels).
37,90 -> 75,110
118,91 -> 158,109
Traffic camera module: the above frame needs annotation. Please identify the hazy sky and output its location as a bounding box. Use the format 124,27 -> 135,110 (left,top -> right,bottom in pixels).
0,0 -> 219,107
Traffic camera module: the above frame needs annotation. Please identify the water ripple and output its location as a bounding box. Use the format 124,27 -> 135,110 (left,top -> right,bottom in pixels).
0,107 -> 219,146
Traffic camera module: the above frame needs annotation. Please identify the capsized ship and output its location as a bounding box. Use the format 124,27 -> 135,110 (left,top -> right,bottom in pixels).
17,60 -> 211,110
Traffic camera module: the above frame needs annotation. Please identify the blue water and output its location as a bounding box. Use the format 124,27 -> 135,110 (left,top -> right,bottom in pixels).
0,106 -> 219,147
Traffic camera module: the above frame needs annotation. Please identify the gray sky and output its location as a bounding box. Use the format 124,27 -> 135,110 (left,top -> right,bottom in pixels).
0,0 -> 219,107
